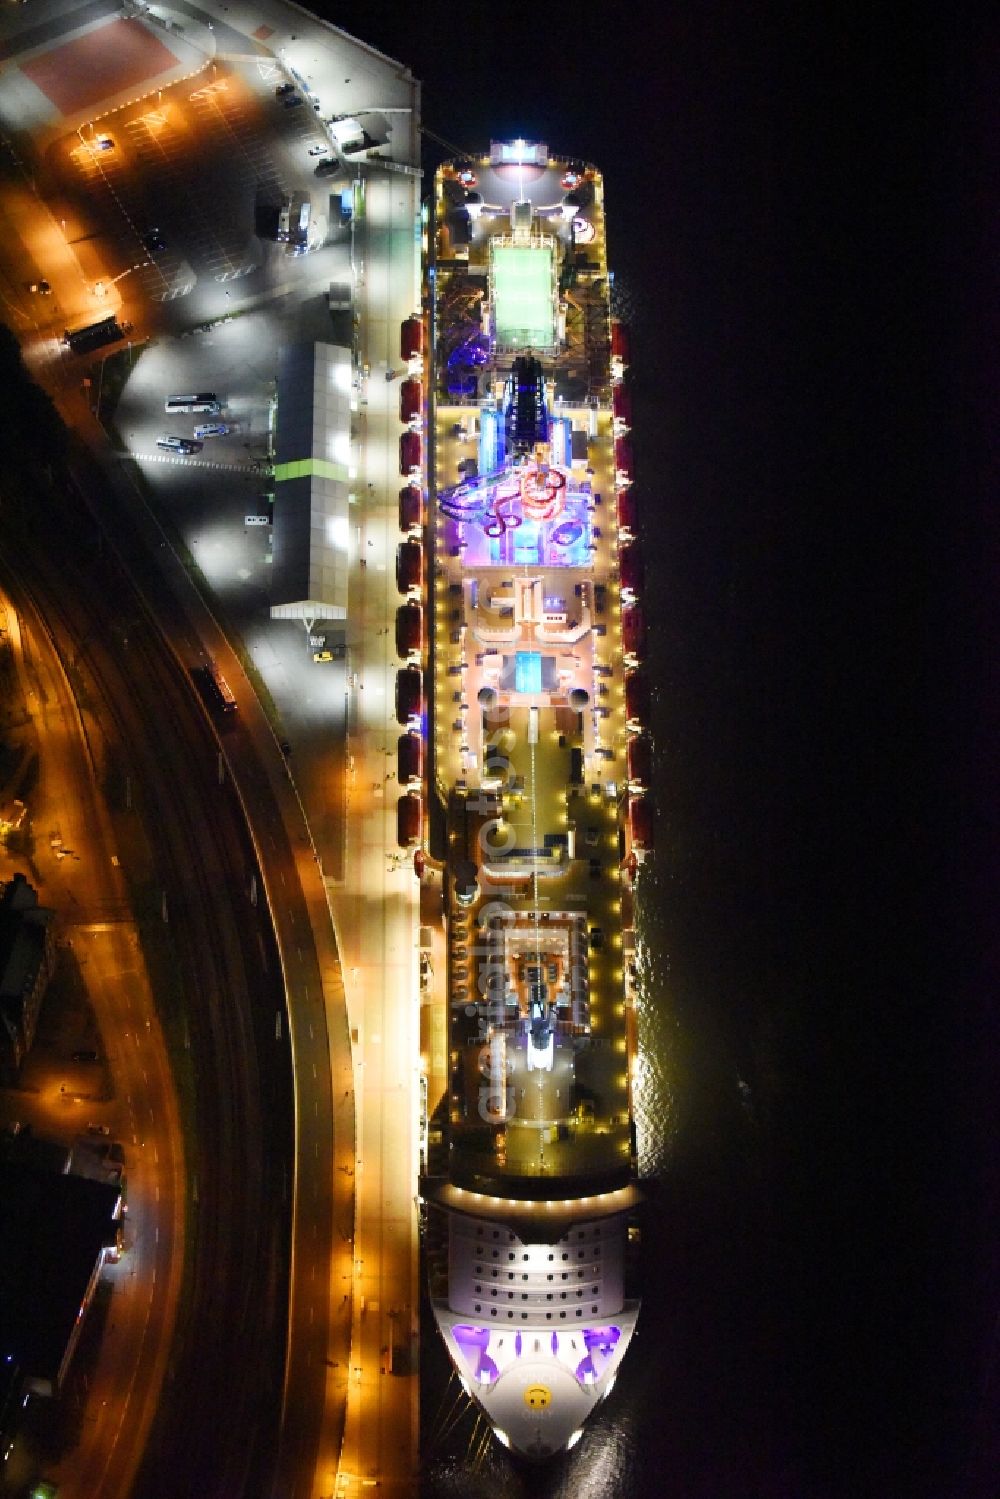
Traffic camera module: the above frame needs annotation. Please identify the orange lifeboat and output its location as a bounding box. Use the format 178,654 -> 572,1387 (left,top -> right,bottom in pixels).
399,484 -> 423,531
395,601 -> 422,657
629,795 -> 653,851
400,316 -> 423,361
619,543 -> 643,597
400,429 -> 421,475
627,735 -> 652,788
622,604 -> 646,661
624,670 -> 649,726
611,321 -> 631,363
395,539 -> 423,593
612,384 -> 632,427
400,377 -> 422,424
397,793 -> 422,847
395,667 -> 423,724
398,731 -> 423,784
616,487 -> 637,535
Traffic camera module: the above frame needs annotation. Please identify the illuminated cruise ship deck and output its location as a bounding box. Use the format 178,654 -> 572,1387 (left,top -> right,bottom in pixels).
413,139 -> 649,1459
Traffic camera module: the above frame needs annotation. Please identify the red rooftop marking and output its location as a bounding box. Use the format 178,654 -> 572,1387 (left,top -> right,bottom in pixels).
20,18 -> 180,116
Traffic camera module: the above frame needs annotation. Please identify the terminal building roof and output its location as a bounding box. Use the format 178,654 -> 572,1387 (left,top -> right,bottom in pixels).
270,342 -> 353,622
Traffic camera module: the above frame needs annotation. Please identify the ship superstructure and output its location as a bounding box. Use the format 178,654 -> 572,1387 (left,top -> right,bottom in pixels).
411,140 -> 649,1459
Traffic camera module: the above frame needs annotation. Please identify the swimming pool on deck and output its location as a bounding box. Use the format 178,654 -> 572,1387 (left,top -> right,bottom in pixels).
514,651 -> 543,695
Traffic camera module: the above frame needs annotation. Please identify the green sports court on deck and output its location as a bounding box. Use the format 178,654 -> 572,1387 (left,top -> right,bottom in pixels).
491,243 -> 554,348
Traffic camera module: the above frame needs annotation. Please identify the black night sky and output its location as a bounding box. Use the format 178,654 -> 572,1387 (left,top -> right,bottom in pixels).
325,3 -> 999,1496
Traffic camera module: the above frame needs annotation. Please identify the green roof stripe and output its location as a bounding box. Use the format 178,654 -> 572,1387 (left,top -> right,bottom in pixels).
274,457 -> 347,482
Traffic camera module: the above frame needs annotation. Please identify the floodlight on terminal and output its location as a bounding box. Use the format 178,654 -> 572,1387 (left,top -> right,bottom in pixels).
327,516 -> 350,550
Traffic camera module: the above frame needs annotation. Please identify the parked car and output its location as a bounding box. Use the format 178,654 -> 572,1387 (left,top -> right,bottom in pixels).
87,1123 -> 111,1137
283,93 -> 304,110
308,142 -> 329,156
73,1049 -> 99,1062
275,82 -> 295,96
193,422 -> 230,439
93,133 -> 114,152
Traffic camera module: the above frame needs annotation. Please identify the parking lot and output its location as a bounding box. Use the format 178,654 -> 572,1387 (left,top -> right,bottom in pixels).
47,27 -> 369,873
47,55 -> 343,320
0,0 -> 420,915
115,302 -> 352,863
119,307 -> 279,602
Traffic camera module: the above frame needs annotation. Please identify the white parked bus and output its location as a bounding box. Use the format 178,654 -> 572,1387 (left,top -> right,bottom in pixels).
164,393 -> 221,414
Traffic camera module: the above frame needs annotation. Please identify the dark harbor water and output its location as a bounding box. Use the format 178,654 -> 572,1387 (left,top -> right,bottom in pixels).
327,3 -> 998,1495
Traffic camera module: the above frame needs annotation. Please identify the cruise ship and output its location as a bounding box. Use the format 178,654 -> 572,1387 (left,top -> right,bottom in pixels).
406,139 -> 649,1460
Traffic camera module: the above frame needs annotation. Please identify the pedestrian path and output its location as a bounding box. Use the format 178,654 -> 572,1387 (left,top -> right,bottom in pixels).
133,449 -> 263,472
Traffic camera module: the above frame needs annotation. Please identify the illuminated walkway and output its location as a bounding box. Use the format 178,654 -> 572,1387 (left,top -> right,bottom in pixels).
324,169 -> 422,1497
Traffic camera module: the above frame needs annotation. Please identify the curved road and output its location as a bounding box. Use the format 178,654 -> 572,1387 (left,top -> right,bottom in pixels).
41,409 -> 357,1497
2,466 -> 294,1496
0,576 -> 185,1499
48,408 -> 359,1497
